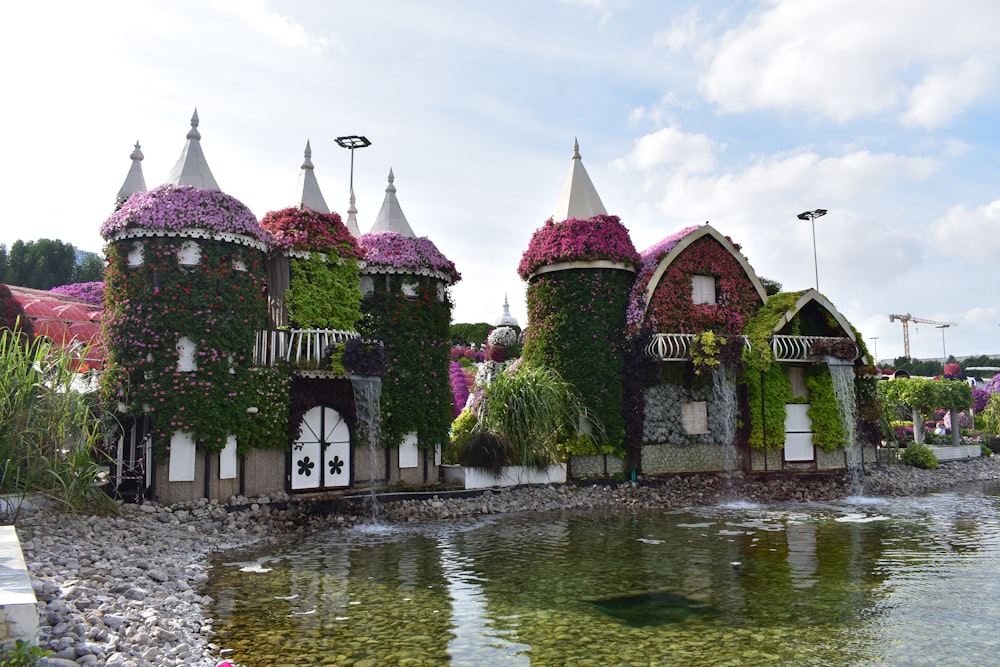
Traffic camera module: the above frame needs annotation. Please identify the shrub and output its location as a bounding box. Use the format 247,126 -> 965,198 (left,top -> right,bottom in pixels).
474,363 -> 605,467
900,442 -> 939,469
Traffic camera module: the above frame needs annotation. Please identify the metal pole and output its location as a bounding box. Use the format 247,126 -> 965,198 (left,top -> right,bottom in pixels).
810,216 -> 819,291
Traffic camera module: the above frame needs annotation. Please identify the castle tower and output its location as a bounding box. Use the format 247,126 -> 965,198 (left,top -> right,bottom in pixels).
519,140 -> 638,457
357,169 -> 461,484
100,111 -> 268,503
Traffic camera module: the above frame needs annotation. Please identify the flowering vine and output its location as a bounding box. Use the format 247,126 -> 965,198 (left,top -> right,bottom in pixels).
627,232 -> 762,336
100,233 -> 270,458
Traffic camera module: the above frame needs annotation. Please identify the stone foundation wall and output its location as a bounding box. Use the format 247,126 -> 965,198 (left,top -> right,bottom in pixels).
642,442 -> 728,474
569,455 -> 626,479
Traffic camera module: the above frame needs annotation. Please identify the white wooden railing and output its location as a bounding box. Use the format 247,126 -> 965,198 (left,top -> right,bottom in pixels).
770,335 -> 859,362
253,329 -> 361,368
644,333 -> 750,361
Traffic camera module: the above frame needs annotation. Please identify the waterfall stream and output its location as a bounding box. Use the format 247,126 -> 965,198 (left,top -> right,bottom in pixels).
351,375 -> 382,519
828,362 -> 863,495
712,365 -> 741,501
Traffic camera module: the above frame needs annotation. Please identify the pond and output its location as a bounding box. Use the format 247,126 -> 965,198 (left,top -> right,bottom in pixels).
205,483 -> 1000,666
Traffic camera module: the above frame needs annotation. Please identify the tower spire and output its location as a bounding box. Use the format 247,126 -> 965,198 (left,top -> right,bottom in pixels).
369,168 -> 416,237
165,109 -> 220,190
552,138 -> 607,221
294,140 -> 330,213
116,141 -> 147,205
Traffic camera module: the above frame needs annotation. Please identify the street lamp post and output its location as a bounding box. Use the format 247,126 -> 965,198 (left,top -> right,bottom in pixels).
335,135 -> 372,198
797,209 -> 828,291
870,336 -> 879,366
936,324 -> 950,372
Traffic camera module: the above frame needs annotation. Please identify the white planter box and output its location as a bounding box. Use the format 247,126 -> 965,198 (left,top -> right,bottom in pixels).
442,464 -> 567,489
927,445 -> 982,462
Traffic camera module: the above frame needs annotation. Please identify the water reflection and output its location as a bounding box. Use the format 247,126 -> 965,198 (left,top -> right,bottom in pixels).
206,483 -> 1000,666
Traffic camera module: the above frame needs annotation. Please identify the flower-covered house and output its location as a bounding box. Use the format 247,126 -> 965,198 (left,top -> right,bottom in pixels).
519,141 -> 878,478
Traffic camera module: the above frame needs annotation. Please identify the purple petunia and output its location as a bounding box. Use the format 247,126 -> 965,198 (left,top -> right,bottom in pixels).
50,281 -> 105,306
101,184 -> 270,244
358,232 -> 461,283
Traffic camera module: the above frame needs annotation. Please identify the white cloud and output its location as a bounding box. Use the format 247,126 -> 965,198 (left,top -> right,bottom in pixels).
902,57 -> 996,129
698,0 -> 1000,125
613,126 -> 719,173
932,200 -> 1000,261
215,0 -> 335,53
653,7 -> 701,53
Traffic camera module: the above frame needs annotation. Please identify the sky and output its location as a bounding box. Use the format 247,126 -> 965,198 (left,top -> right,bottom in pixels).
2,0 -> 1000,364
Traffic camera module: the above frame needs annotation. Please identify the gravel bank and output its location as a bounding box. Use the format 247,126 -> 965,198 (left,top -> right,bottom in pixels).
15,455 -> 1000,667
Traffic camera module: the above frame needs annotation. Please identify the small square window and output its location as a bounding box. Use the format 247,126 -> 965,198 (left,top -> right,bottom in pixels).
692,275 -> 716,305
681,401 -> 709,434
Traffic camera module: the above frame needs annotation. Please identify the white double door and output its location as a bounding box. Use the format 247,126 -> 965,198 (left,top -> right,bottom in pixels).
292,406 -> 351,490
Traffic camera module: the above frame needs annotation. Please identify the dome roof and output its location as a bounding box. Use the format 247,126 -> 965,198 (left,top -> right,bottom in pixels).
260,206 -> 363,257
100,184 -> 269,247
357,231 -> 461,284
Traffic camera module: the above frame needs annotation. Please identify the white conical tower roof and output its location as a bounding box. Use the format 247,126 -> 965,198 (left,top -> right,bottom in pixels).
117,141 -> 147,202
552,138 -> 607,221
369,168 -> 416,237
345,187 -> 361,236
294,140 -> 330,213
165,109 -> 220,190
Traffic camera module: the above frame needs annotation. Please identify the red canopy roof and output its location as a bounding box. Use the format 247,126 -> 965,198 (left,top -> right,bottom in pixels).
6,285 -> 105,370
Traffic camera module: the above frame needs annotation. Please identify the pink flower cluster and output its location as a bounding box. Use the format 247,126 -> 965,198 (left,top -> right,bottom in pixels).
101,184 -> 270,244
50,281 -> 105,306
517,214 -> 640,279
357,232 -> 461,283
260,207 -> 364,258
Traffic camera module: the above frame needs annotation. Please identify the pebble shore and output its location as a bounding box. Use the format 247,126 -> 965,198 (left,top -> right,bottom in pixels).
15,455 -> 1000,667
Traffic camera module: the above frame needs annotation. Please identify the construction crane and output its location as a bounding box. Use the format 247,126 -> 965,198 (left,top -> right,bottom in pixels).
888,313 -> 957,358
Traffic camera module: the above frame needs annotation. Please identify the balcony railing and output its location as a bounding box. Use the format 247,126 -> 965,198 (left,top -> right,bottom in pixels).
644,333 -> 750,361
253,328 -> 361,369
770,335 -> 859,362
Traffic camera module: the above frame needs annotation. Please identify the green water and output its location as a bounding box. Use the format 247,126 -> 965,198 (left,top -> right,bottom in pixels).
206,482 -> 1000,666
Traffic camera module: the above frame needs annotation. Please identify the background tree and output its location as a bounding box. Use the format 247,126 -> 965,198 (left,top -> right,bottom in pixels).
2,239 -> 77,290
449,321 -> 495,347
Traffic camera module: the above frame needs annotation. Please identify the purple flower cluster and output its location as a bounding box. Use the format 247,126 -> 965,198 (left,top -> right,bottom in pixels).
50,281 -> 105,306
357,232 -> 461,283
626,225 -> 700,328
449,361 -> 470,416
101,184 -> 270,244
518,215 -> 640,280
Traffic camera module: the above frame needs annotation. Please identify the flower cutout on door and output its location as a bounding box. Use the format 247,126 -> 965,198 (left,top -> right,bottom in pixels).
328,456 -> 344,476
297,456 -> 315,477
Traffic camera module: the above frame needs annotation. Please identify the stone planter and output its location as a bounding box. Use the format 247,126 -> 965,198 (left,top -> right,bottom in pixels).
442,463 -> 567,489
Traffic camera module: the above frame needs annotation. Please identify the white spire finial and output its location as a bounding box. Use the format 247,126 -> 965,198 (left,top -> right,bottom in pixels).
346,186 -> 360,236
130,142 -> 144,161
301,140 -> 314,170
386,168 -> 396,191
572,137 -> 581,160
187,109 -> 201,140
